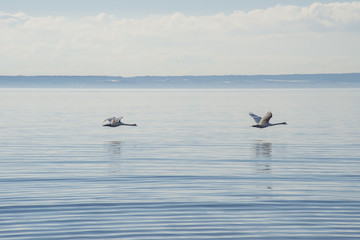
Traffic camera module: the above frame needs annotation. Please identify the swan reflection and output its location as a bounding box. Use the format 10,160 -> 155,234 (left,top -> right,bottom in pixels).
106,141 -> 122,155
253,141 -> 272,158
252,141 -> 273,190
105,141 -> 122,174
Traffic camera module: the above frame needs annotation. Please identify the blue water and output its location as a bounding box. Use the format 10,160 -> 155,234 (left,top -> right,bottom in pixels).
1,88 -> 360,239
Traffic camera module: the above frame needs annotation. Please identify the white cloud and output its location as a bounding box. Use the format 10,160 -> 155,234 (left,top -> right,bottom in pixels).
0,2 -> 360,76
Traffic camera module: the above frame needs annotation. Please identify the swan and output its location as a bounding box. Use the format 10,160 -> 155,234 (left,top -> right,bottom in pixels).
103,117 -> 137,127
249,111 -> 287,128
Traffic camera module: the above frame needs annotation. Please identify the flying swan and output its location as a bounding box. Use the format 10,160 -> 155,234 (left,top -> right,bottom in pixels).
249,111 -> 287,128
103,117 -> 137,127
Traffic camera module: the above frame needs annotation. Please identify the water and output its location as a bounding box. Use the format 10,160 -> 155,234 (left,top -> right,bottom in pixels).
1,88 -> 360,239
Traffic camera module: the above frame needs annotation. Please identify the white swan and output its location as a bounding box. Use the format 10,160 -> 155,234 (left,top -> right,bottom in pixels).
103,117 -> 137,127
249,111 -> 287,128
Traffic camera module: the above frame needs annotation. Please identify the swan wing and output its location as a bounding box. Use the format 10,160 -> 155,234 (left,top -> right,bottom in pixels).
103,117 -> 115,123
260,111 -> 272,125
249,112 -> 262,123
113,117 -> 123,123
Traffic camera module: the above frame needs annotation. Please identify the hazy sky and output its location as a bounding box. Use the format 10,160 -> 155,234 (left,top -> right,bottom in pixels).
1,0 -> 359,76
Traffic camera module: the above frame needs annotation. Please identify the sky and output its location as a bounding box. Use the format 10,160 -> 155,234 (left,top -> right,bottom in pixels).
0,0 -> 359,76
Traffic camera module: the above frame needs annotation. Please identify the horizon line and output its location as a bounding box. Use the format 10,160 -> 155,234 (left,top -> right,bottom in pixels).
0,72 -> 359,78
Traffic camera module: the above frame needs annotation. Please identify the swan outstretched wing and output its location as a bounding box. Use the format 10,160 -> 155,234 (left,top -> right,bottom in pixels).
249,112 -> 262,123
113,117 -> 123,123
103,117 -> 123,123
103,117 -> 115,123
260,111 -> 272,125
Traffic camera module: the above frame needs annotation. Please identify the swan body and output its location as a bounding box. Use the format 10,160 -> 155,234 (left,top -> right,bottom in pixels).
103,117 -> 137,127
249,111 -> 286,128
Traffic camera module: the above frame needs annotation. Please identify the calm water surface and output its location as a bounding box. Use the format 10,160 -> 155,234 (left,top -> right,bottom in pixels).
1,88 -> 360,239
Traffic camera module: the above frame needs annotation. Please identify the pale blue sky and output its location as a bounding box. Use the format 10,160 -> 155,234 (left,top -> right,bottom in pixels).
1,0 -> 354,17
0,0 -> 359,76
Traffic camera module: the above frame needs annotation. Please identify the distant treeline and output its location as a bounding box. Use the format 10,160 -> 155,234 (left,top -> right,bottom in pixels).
0,73 -> 359,88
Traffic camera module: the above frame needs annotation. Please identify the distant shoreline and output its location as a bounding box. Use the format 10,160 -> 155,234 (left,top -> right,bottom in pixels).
1,73 -> 359,77
1,73 -> 359,88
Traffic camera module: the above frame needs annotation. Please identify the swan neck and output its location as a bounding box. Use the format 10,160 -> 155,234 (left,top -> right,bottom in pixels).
272,122 -> 287,126
123,123 -> 137,126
